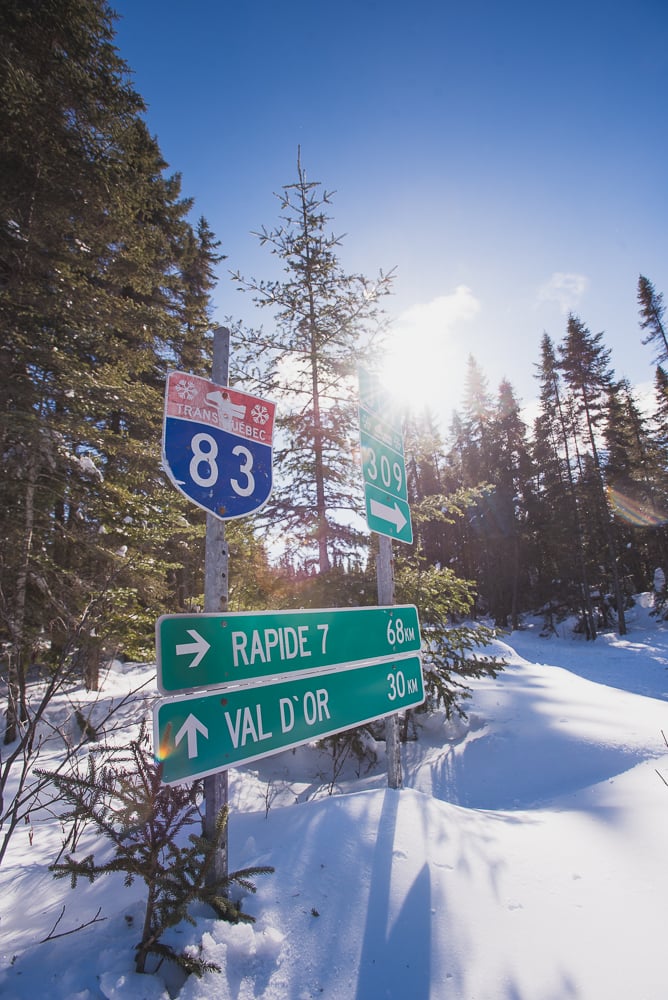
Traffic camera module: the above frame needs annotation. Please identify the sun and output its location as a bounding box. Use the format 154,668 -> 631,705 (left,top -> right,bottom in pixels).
378,287 -> 481,429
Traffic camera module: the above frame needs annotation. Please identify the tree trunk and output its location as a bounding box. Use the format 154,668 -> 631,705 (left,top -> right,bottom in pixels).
5,460 -> 38,743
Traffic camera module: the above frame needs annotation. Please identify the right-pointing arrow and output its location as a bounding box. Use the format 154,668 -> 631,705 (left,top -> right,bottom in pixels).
176,629 -> 210,669
174,713 -> 209,759
369,497 -> 408,532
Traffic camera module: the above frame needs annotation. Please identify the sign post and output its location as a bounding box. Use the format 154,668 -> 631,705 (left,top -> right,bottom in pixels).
161,328 -> 277,883
203,327 -> 231,884
358,368 -> 413,788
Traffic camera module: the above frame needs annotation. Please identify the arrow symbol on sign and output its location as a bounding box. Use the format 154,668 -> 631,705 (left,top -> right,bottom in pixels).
174,714 -> 209,759
176,629 -> 210,668
370,498 -> 408,533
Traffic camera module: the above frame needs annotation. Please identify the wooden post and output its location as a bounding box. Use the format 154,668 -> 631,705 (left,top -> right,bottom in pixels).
378,534 -> 402,789
203,326 -> 230,884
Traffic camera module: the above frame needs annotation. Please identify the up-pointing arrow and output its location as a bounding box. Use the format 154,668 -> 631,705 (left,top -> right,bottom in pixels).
174,713 -> 209,759
175,629 -> 210,669
369,497 -> 408,533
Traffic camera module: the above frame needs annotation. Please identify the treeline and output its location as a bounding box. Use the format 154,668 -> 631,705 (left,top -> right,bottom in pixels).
403,279 -> 668,639
2,0 -> 665,754
0,0 -> 280,737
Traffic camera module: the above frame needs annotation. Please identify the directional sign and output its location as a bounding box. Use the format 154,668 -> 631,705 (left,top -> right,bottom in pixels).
360,429 -> 408,502
364,483 -> 413,542
154,654 -> 425,784
157,605 -> 421,695
358,368 -> 413,544
162,371 -> 276,521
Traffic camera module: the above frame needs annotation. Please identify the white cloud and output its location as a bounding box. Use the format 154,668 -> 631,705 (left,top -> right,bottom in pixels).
393,285 -> 481,337
537,272 -> 589,313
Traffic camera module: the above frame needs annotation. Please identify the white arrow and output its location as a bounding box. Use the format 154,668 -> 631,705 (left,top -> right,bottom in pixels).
174,713 -> 209,759
176,629 -> 210,669
370,498 -> 408,532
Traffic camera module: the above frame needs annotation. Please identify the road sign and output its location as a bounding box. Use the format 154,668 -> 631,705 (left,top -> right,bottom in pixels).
358,368 -> 403,430
358,368 -> 413,544
162,371 -> 276,521
360,429 -> 408,502
363,483 -> 413,542
154,654 -> 425,784
157,605 -> 421,695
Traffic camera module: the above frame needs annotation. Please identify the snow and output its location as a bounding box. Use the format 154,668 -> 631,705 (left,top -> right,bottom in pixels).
2,595 -> 668,999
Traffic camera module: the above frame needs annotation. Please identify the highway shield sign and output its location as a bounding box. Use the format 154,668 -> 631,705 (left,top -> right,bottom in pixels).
162,371 -> 275,520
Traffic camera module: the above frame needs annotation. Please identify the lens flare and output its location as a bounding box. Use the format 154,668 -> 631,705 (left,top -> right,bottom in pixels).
607,486 -> 668,528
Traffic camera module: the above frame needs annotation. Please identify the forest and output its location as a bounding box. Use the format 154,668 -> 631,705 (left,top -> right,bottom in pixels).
2,0 -> 668,752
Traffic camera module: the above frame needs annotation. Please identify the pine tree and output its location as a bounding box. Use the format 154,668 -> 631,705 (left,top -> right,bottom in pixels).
604,378 -> 666,589
559,314 -> 626,634
484,379 -> 534,627
42,725 -> 273,976
531,333 -> 595,630
638,275 -> 668,366
231,153 -> 394,573
0,0 -> 222,725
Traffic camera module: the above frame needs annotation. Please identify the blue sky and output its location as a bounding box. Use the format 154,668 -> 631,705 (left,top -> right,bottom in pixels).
112,0 -> 668,428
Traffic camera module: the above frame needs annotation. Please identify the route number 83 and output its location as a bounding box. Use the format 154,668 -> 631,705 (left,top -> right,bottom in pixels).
189,432 -> 255,497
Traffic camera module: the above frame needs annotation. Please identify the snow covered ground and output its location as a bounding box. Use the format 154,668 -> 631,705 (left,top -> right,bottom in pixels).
2,594 -> 668,999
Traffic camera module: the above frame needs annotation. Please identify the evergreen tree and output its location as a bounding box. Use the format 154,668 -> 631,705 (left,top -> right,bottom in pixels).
638,275 -> 668,366
484,379 -> 534,627
43,725 -> 273,976
0,0 -> 222,733
531,333 -> 594,628
231,153 -> 394,573
559,314 -> 626,633
604,378 -> 666,589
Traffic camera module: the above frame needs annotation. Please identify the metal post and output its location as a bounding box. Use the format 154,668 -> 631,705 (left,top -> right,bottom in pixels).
203,326 -> 230,883
377,534 -> 402,789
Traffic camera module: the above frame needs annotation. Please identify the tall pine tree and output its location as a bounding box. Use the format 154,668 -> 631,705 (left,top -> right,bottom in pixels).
232,153 -> 394,575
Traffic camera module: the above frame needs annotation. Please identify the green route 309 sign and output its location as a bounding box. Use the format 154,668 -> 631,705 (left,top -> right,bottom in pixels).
358,367 -> 413,544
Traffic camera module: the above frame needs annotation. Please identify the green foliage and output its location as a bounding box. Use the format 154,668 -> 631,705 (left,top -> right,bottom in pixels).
395,558 -> 502,718
41,724 -> 273,977
638,274 -> 668,367
0,0 -> 241,714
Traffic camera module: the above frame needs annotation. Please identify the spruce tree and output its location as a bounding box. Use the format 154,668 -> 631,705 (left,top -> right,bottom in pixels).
484,379 -> 534,627
559,314 -> 626,634
0,0 -> 220,728
604,378 -> 666,588
638,275 -> 668,366
531,333 -> 595,629
231,153 -> 394,574
43,726 -> 273,976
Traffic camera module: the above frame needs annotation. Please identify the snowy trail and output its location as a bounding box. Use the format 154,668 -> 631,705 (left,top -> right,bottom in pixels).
2,604 -> 668,998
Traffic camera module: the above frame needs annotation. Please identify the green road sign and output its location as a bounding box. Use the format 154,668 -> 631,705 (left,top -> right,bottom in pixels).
157,605 -> 421,695
154,654 -> 425,784
359,407 -> 403,454
364,482 -> 413,544
358,367 -> 412,544
360,429 -> 408,502
358,367 -> 403,430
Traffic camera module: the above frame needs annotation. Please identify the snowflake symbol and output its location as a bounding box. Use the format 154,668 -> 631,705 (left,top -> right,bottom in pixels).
175,379 -> 197,401
251,404 -> 270,425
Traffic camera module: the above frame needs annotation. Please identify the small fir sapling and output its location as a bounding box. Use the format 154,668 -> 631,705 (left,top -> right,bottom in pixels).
40,723 -> 273,976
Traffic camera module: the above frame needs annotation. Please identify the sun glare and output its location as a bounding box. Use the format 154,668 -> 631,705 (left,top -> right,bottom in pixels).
379,287 -> 481,427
